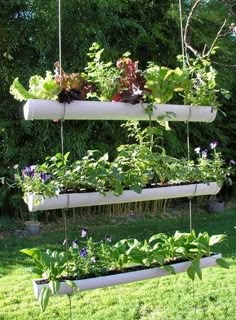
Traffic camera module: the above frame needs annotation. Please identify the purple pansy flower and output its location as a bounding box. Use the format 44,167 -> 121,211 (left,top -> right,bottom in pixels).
202,149 -> 208,158
81,228 -> 88,238
72,240 -> 78,249
210,141 -> 218,149
40,173 -> 52,182
23,165 -> 36,178
105,235 -> 112,243
80,247 -> 87,258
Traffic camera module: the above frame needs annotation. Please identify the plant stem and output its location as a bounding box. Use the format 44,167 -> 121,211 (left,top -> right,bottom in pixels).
192,280 -> 197,320
68,294 -> 73,320
149,114 -> 153,152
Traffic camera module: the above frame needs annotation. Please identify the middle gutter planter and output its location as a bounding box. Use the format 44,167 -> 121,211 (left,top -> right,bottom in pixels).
27,182 -> 220,212
33,253 -> 221,299
24,99 -> 217,122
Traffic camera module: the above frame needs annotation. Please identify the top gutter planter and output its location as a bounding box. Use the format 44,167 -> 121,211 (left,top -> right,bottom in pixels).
23,99 -> 217,122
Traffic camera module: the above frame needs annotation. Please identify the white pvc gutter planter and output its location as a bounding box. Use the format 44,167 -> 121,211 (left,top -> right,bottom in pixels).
33,253 -> 221,299
24,99 -> 217,122
26,182 -> 220,212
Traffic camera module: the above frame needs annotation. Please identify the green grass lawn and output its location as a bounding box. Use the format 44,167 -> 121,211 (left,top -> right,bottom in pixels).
0,205 -> 236,320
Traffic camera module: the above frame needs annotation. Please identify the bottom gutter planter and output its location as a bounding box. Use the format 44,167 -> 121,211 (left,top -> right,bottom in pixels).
33,254 -> 221,299
27,182 -> 220,212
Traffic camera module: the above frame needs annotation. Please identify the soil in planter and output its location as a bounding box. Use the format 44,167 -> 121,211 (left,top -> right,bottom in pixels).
59,181 -> 204,195
35,254 -> 216,285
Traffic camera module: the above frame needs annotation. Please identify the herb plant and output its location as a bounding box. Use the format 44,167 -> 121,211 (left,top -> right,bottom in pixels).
21,229 -> 229,312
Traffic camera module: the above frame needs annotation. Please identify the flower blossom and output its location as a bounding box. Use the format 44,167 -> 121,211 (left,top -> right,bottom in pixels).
72,240 -> 78,249
23,165 -> 36,178
91,257 -> 96,263
81,228 -> 88,238
80,248 -> 87,258
105,235 -> 112,242
194,147 -> 201,154
202,149 -> 208,158
210,141 -> 218,149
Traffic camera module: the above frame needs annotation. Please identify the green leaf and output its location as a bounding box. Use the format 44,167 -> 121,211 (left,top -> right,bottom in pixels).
49,280 -> 60,295
65,280 -> 78,290
20,248 -> 41,261
130,184 -> 143,194
38,287 -> 50,312
164,265 -> 176,275
30,267 -> 44,276
187,264 -> 195,281
10,78 -> 36,101
193,260 -> 202,280
216,258 -> 229,269
209,234 -> 227,246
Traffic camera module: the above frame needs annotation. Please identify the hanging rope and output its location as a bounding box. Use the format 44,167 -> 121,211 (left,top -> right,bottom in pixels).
179,0 -> 193,233
178,0 -> 186,68
58,0 -> 70,267
58,0 -> 65,157
58,0 -> 62,86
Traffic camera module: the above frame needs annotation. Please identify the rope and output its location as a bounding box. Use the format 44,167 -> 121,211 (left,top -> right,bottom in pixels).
186,121 -> 190,162
58,0 -> 70,277
178,0 -> 186,68
58,0 -> 62,87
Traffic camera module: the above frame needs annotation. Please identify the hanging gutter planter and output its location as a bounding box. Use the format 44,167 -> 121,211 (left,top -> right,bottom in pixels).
26,182 -> 220,212
33,253 -> 221,299
23,99 -> 217,122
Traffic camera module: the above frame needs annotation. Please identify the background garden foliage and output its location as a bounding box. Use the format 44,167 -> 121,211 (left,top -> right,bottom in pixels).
0,0 -> 236,215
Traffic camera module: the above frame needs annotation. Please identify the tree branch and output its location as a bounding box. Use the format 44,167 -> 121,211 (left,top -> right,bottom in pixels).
183,0 -> 201,60
203,19 -> 227,58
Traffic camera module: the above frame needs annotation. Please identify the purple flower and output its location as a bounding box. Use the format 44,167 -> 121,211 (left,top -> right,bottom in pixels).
202,149 -> 208,158
80,247 -> 87,258
105,235 -> 112,243
81,228 -> 88,238
72,240 -> 78,249
40,173 -> 52,182
230,160 -> 236,165
194,147 -> 201,154
23,165 -> 36,178
210,141 -> 218,149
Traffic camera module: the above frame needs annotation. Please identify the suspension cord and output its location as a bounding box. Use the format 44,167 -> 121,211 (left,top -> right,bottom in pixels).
186,121 -> 193,232
178,0 -> 186,68
58,0 -> 69,271
58,0 -> 62,85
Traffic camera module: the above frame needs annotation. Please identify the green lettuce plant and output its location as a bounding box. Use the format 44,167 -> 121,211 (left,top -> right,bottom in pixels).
21,230 -> 229,312
10,72 -> 61,101
9,43 -> 227,109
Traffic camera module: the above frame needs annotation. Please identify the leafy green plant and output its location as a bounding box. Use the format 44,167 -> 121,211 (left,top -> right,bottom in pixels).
83,42 -> 120,101
10,72 -> 61,101
12,138 -> 232,200
9,44 -> 227,110
21,229 -> 229,311
182,57 -> 230,108
20,248 -> 73,311
144,63 -> 190,105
